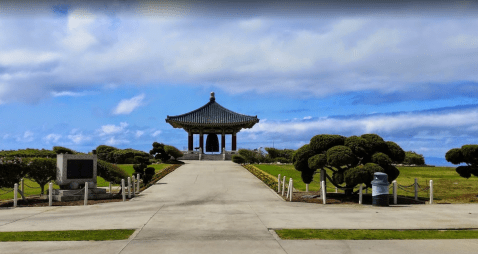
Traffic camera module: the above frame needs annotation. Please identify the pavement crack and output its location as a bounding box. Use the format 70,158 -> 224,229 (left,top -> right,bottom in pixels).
194,174 -> 199,184
117,204 -> 165,254
0,207 -> 60,228
248,204 -> 289,254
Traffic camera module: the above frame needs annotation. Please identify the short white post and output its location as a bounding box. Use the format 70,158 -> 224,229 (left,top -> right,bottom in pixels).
278,174 -> 281,193
132,175 -> 136,197
122,179 -> 126,202
414,178 -> 418,201
137,174 -> 140,193
321,181 -> 326,204
20,178 -> 24,200
359,184 -> 363,205
306,183 -> 309,193
84,182 -> 89,206
128,177 -> 131,199
49,182 -> 53,206
429,180 -> 433,204
289,179 -> 293,202
282,176 -> 286,196
14,183 -> 18,208
393,180 -> 397,205
335,187 -> 338,193
109,182 -> 112,194
286,178 -> 291,199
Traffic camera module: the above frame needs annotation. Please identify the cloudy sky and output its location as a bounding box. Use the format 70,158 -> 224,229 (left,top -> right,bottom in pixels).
1,0 -> 478,166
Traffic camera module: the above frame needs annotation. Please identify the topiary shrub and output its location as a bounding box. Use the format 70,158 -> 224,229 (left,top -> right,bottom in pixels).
446,145 -> 478,179
310,134 -> 346,154
403,151 -> 426,165
232,155 -> 246,164
164,145 -> 183,160
97,159 -> 129,184
150,142 -> 171,162
143,167 -> 155,184
238,149 -> 259,164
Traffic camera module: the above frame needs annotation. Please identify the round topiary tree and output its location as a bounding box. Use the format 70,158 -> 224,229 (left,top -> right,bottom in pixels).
445,145 -> 478,179
149,142 -> 170,162
294,133 -> 405,195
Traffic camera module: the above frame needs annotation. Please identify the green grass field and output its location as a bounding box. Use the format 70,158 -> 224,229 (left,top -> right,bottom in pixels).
275,229 -> 478,240
0,229 -> 135,241
254,164 -> 478,203
0,164 -> 171,202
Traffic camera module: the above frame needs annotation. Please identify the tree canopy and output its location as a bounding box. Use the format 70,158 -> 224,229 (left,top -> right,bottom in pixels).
403,151 -> 425,165
445,145 -> 478,179
293,134 -> 405,195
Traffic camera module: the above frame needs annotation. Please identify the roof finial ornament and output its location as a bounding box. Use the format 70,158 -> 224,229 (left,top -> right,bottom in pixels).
210,91 -> 215,102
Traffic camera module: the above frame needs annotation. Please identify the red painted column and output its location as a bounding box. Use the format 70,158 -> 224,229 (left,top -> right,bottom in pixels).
199,132 -> 204,153
232,132 -> 237,151
188,132 -> 193,151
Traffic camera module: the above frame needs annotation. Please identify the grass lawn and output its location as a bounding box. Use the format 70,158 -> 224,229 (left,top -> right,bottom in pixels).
0,229 -> 135,241
0,164 -> 172,201
275,229 -> 478,240
254,164 -> 478,203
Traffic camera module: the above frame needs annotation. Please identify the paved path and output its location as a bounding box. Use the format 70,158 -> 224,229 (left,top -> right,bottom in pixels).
1,161 -> 478,253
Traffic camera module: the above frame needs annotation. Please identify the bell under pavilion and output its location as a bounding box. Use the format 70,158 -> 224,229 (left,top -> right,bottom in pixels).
165,92 -> 259,160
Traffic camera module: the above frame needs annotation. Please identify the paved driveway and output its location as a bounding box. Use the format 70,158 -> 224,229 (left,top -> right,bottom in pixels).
1,161 -> 478,253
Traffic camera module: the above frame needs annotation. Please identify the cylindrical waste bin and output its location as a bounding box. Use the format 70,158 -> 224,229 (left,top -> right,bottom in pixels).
371,172 -> 389,206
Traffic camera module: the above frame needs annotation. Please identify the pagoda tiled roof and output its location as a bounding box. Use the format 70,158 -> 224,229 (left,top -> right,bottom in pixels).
166,93 -> 259,128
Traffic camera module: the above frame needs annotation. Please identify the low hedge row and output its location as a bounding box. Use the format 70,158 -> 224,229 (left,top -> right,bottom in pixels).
139,164 -> 182,192
242,164 -> 278,191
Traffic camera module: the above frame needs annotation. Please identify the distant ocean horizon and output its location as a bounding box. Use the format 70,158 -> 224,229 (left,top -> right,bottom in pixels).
424,157 -> 457,167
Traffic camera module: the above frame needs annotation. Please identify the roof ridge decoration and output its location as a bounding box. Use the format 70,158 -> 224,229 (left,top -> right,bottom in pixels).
165,92 -> 259,129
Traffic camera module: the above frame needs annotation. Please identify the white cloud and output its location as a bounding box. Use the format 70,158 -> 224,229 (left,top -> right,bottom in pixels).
44,133 -> 62,143
98,122 -> 129,136
51,91 -> 87,97
152,130 -> 161,137
0,50 -> 60,67
62,9 -> 98,51
16,131 -> 34,142
113,94 -> 145,115
68,132 -> 91,144
105,136 -> 129,146
303,116 -> 312,120
135,130 -> 144,138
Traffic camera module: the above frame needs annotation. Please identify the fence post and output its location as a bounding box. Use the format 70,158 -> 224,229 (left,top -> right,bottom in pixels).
109,182 -> 112,194
128,177 -> 131,199
393,180 -> 397,205
289,179 -> 293,202
278,174 -> 281,193
306,183 -> 309,193
20,178 -> 24,200
282,176 -> 286,196
321,181 -> 326,204
14,183 -> 18,208
359,184 -> 363,205
132,175 -> 136,197
414,178 -> 418,201
429,180 -> 433,204
84,182 -> 88,206
137,174 -> 140,192
335,187 -> 338,193
122,179 -> 125,202
286,178 -> 291,199
49,182 -> 53,206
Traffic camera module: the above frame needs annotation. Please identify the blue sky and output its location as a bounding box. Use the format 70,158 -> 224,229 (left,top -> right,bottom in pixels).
1,0 -> 478,166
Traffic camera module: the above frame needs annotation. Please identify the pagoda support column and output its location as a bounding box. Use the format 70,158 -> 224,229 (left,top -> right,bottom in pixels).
232,132 -> 237,151
221,129 -> 226,153
199,130 -> 204,154
188,132 -> 193,152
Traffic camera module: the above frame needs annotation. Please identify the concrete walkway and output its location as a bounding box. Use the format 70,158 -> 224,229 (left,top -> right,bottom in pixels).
1,161 -> 478,253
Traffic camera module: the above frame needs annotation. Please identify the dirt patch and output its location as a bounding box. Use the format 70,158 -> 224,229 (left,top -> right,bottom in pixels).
282,191 -> 427,205
0,195 -> 132,208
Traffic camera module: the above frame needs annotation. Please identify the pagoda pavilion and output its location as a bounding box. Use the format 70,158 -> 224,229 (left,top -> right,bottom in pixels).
165,92 -> 259,158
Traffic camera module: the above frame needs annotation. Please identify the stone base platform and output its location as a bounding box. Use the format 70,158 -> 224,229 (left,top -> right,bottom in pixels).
51,188 -> 117,202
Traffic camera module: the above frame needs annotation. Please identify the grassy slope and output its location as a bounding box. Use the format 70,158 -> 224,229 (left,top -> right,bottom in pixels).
0,164 -> 171,201
254,164 -> 478,203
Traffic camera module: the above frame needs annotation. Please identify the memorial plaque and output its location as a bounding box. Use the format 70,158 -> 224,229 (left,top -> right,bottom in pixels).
66,160 -> 94,179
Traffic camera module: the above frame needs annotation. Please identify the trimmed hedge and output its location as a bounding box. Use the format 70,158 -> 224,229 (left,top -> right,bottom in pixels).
242,164 -> 278,191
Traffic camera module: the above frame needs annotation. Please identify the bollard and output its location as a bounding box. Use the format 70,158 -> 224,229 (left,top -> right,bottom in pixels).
109,182 -> 112,194
128,177 -> 131,199
20,178 -> 24,200
286,178 -> 291,199
14,183 -> 18,208
132,175 -> 136,197
84,182 -> 88,206
359,184 -> 363,205
414,178 -> 418,201
289,179 -> 293,202
122,179 -> 126,202
430,180 -> 433,204
277,174 -> 280,193
321,181 -> 326,204
137,174 -> 140,193
49,183 -> 53,206
282,176 -> 286,196
371,172 -> 389,206
335,187 -> 338,193
306,183 -> 309,193
393,180 -> 397,205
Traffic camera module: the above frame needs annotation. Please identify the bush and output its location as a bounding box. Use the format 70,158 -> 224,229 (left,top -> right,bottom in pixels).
232,155 -> 246,164
403,151 -> 425,165
150,142 -> 170,162
97,160 -> 129,184
0,148 -> 56,158
310,134 -> 346,154
53,146 -> 76,154
274,157 -> 289,163
238,149 -> 259,163
264,148 -> 294,161
25,158 -> 56,195
164,145 -> 183,159
446,145 -> 478,179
